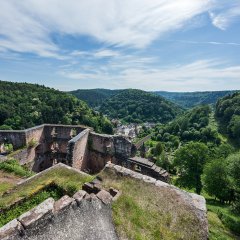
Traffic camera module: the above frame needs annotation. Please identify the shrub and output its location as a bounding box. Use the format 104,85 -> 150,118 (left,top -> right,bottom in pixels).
64,183 -> 78,196
0,159 -> 34,177
27,138 -> 38,148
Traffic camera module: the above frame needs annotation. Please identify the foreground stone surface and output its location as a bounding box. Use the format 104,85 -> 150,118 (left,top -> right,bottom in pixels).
19,198 -> 118,240
0,219 -> 23,240
18,198 -> 55,230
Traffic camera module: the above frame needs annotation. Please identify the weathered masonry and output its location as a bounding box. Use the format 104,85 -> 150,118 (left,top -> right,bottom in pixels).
0,124 -> 169,181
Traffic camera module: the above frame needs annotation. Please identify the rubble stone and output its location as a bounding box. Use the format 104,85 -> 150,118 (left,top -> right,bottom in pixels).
97,190 -> 112,204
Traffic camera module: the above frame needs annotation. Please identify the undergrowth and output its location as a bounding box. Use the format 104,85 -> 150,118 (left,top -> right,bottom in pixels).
0,159 -> 34,177
0,183 -> 64,227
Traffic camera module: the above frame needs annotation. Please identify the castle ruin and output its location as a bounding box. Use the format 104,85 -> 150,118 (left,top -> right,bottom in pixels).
0,124 -> 169,181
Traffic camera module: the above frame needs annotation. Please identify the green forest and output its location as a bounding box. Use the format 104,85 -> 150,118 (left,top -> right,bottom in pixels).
153,90 -> 236,108
216,92 -> 240,143
70,88 -> 122,107
71,88 -> 235,109
138,99 -> 240,239
99,89 -> 183,123
0,81 -> 113,134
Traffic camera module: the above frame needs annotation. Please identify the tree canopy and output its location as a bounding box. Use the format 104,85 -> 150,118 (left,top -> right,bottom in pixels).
215,92 -> 240,141
174,142 -> 208,194
99,89 -> 183,123
0,81 -> 113,134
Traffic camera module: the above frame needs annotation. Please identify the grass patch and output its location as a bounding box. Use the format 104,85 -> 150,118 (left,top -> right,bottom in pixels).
0,159 -> 34,177
0,182 -> 14,196
0,183 -> 64,227
0,165 -> 94,210
208,211 -> 237,240
206,199 -> 240,239
99,168 -> 206,240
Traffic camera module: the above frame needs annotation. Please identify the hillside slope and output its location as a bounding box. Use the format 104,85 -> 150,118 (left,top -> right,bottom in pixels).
69,89 -> 121,107
99,89 -> 183,123
215,91 -> 240,142
154,91 -> 236,108
70,89 -> 237,109
0,81 -> 113,133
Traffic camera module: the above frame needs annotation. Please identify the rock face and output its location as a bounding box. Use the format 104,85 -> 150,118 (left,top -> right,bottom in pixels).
20,198 -> 117,240
0,190 -> 118,240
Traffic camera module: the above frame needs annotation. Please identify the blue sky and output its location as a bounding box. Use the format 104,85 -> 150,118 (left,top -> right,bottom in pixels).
0,0 -> 240,91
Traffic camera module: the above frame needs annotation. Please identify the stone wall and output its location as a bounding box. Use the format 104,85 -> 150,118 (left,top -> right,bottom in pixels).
0,124 -> 89,172
67,129 -> 90,171
25,125 -> 45,146
87,133 -> 136,173
0,131 -> 26,149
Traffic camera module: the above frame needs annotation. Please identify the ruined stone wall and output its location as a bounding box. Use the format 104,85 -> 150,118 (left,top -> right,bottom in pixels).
87,133 -> 136,173
0,124 -> 89,172
25,125 -> 45,146
43,125 -> 86,141
0,130 -> 26,149
67,129 -> 90,171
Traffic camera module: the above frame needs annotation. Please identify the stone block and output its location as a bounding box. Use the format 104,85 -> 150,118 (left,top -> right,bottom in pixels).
84,193 -> 98,201
54,195 -> 74,214
113,165 -> 123,173
0,219 -> 23,240
92,183 -> 102,193
142,175 -> 157,184
155,180 -> 169,188
18,198 -> 54,229
132,172 -> 143,179
82,182 -> 94,193
73,190 -> 87,204
96,189 -> 112,205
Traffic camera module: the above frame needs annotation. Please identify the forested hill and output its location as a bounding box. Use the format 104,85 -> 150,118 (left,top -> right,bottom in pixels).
216,91 -> 240,142
0,81 -> 113,133
70,88 -> 237,109
154,90 -> 236,108
99,89 -> 183,123
69,89 -> 121,107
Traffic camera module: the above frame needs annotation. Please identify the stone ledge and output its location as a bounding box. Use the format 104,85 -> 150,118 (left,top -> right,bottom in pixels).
105,162 -> 207,214
54,195 -> 75,214
0,219 -> 23,240
18,198 -> 55,229
73,190 -> 87,205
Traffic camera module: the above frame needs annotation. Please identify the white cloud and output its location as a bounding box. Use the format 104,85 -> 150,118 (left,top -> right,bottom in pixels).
210,1 -> 240,30
0,0 -> 216,57
166,40 -> 240,46
59,59 -> 240,91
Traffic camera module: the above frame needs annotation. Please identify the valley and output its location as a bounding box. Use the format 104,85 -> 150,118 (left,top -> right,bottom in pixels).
0,80 -> 240,239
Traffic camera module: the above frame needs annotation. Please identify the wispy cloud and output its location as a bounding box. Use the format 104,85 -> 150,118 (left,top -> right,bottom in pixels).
166,40 -> 240,46
59,59 -> 240,91
0,0 -> 216,57
210,1 -> 240,30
